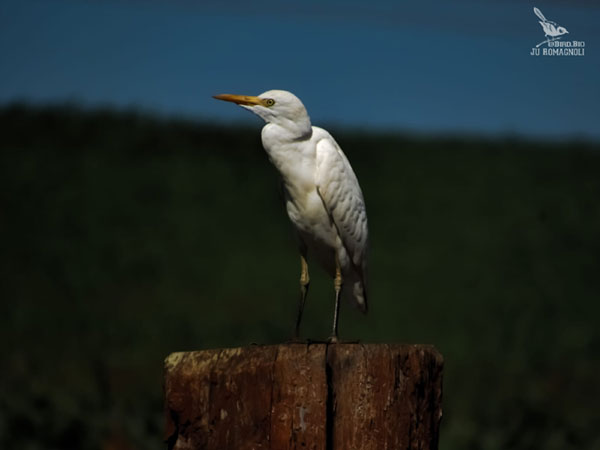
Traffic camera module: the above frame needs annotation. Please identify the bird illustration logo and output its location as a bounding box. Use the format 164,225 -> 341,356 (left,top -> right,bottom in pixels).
534,7 -> 568,48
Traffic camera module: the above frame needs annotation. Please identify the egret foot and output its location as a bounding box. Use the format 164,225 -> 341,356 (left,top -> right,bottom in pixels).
328,337 -> 361,344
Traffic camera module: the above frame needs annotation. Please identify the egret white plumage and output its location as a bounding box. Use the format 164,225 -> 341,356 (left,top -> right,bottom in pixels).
213,90 -> 368,342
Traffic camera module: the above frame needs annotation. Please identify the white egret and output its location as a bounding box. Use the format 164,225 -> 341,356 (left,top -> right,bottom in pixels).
213,90 -> 368,342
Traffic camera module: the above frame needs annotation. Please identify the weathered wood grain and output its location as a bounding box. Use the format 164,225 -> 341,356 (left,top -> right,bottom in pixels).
165,344 -> 443,450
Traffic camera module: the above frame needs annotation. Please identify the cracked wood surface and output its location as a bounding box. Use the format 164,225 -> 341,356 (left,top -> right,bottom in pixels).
164,344 -> 443,450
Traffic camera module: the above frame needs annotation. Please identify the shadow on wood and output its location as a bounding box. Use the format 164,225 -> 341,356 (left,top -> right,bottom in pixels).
164,343 -> 443,450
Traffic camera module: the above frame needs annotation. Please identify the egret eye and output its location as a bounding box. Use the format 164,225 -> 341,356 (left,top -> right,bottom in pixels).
264,98 -> 275,107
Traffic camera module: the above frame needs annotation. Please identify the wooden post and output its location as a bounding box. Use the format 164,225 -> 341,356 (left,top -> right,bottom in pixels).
164,344 -> 443,450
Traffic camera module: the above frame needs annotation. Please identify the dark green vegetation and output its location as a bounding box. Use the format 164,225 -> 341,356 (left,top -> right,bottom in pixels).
1,104 -> 599,450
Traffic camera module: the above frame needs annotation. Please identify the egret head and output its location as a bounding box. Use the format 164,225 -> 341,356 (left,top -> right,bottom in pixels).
213,89 -> 311,135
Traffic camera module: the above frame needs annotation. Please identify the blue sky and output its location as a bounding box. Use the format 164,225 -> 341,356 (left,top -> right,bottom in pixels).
1,0 -> 599,139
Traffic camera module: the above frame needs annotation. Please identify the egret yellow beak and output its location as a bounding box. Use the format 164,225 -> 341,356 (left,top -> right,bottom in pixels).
213,94 -> 265,106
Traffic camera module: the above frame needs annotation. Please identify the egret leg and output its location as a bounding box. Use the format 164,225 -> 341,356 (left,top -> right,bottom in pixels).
329,258 -> 343,343
294,255 -> 310,339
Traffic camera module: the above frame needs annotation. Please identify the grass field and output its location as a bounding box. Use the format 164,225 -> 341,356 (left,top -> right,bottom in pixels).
1,104 -> 599,449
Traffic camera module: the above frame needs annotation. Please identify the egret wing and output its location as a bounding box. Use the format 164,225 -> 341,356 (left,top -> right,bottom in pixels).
315,136 -> 368,279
